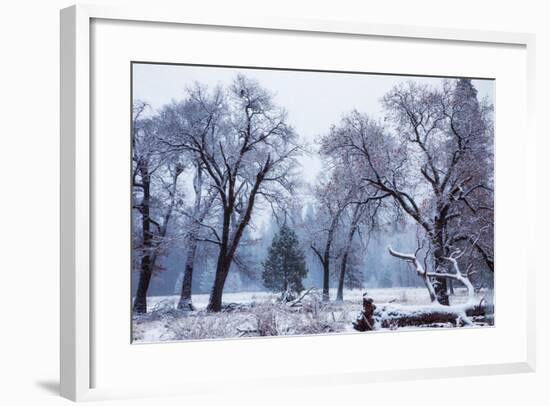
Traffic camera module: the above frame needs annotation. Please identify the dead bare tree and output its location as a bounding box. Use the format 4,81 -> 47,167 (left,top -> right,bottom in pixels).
379,246 -> 487,327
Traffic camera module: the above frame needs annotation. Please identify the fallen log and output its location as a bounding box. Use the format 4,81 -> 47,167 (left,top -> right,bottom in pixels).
354,297 -> 491,331
354,247 -> 494,331
374,301 -> 491,328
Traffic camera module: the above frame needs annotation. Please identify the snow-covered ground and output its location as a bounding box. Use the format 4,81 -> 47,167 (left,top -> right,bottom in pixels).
132,287 -> 491,343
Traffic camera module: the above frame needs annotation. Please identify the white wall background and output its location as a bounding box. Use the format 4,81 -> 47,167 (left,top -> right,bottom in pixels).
0,1 -> 546,405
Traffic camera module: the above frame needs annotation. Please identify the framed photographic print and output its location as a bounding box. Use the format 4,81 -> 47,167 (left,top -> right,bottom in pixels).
60,4 -> 536,401
130,62 -> 496,343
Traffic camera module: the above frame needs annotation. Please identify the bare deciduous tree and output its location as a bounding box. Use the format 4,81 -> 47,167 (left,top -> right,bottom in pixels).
132,102 -> 184,313
320,79 -> 493,305
160,76 -> 302,312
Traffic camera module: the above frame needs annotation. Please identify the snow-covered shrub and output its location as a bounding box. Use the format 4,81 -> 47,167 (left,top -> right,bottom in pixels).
253,305 -> 279,336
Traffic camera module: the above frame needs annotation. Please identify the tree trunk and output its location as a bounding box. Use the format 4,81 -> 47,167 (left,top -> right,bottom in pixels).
311,244 -> 329,301
433,266 -> 450,305
177,237 -> 198,311
322,260 -> 330,302
206,202 -> 236,313
432,236 -> 450,306
322,218 -> 337,302
208,171 -> 265,312
336,254 -> 347,302
336,221 -> 359,302
133,166 -> 153,314
207,258 -> 230,312
133,162 -> 181,314
177,168 -> 206,311
133,255 -> 153,314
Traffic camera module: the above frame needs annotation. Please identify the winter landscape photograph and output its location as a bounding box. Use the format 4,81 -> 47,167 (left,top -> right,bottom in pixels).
131,63 -> 494,343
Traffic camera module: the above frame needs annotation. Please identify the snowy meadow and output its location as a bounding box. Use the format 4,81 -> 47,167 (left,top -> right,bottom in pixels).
133,287 -> 492,343
131,64 -> 495,342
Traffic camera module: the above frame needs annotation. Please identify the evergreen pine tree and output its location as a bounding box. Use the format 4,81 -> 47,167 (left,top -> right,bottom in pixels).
262,225 -> 308,297
450,79 -> 494,287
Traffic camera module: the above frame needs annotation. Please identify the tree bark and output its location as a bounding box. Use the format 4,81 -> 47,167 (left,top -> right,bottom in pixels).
207,169 -> 266,312
323,259 -> 330,302
311,234 -> 333,303
134,163 -> 181,314
207,257 -> 231,312
336,254 -> 347,302
353,289 -> 491,332
432,232 -> 450,306
133,255 -> 153,314
133,166 -> 153,314
177,237 -> 198,311
336,217 -> 359,301
433,264 -> 450,305
322,218 -> 338,302
177,168 -> 208,311
206,191 -> 233,313
206,217 -> 231,313
375,303 -> 488,328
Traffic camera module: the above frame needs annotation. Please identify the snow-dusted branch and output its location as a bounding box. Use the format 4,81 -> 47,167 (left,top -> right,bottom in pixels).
387,246 -> 482,327
438,253 -> 475,303
388,246 -> 437,303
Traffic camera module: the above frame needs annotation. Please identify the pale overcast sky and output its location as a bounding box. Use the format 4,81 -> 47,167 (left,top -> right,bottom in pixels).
133,62 -> 494,185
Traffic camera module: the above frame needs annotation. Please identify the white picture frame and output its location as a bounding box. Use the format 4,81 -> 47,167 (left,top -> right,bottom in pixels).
60,3 -> 536,402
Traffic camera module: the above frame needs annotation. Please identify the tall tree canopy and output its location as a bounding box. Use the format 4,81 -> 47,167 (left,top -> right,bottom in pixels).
320,79 -> 493,305
159,75 -> 302,311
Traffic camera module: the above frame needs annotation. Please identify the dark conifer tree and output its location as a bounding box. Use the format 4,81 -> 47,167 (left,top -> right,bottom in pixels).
262,225 -> 308,298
